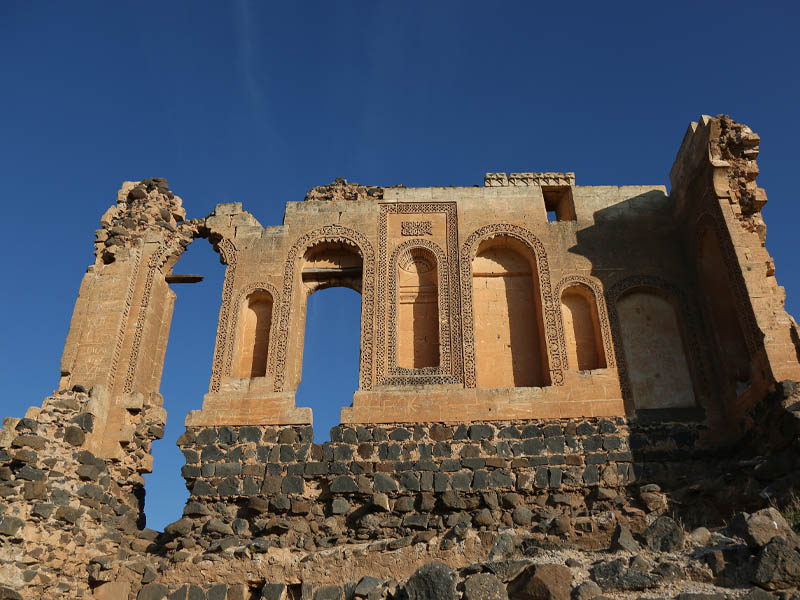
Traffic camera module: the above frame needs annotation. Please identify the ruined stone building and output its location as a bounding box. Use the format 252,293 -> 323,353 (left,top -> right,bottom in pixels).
2,115 -> 800,599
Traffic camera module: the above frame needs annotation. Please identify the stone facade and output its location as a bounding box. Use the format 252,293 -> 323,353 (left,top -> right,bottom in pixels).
2,115 -> 800,599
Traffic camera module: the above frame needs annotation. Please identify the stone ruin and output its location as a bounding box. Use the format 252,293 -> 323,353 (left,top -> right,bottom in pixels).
2,114 -> 800,599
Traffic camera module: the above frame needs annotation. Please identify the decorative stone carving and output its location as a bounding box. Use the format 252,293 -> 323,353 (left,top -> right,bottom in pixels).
401,221 -> 433,236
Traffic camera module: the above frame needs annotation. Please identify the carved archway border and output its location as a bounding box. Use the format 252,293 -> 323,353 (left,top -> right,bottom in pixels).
224,282 -> 281,380
693,211 -> 761,356
384,238 -> 458,384
273,225 -> 376,392
460,224 -> 564,388
209,239 -> 238,393
376,202 -> 462,386
554,275 -> 616,369
123,241 -> 183,394
606,274 -> 712,413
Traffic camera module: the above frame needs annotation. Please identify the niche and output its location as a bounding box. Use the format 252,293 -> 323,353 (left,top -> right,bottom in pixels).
561,285 -> 605,371
234,291 -> 273,378
472,237 -> 549,388
397,247 -> 439,369
617,290 -> 695,409
697,228 -> 751,390
543,186 -> 576,222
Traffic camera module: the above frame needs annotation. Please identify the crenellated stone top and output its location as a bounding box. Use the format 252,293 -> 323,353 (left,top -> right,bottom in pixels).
484,172 -> 576,187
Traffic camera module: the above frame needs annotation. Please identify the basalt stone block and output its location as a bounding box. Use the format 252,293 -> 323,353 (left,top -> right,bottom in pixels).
181,449 -> 200,464
138,583 -> 169,600
238,426 -> 261,442
405,563 -> 458,600
610,451 -> 633,462
420,471 -> 434,492
542,424 -> 562,438
512,506 -> 533,526
31,503 -> 55,518
342,428 -> 358,444
549,468 -> 562,489
370,473 -> 397,493
390,428 -> 412,441
433,442 -> 452,458
645,516 -> 685,552
287,464 -> 304,476
281,476 -> 304,494
378,444 -> 401,461
219,426 -> 237,444
403,514 -> 430,529
215,463 -> 242,477
330,476 -> 358,493
545,437 -> 565,452
434,473 -> 449,492
200,463 -> 215,478
523,438 -> 545,455
576,421 -> 595,437
196,428 -> 217,445
472,470 -> 489,490
207,584 -> 228,600
603,436 -> 622,451
440,459 -> 461,472
599,419 -> 617,434
463,458 -> 486,470
0,516 -> 23,536
201,445 -> 224,462
415,460 -> 437,471
12,435 -> 45,450
17,465 -> 46,481
329,463 -> 348,475
217,476 -> 240,497
583,436 -> 603,451
469,425 -> 494,440
585,453 -> 607,465
430,425 -> 453,441
331,498 -> 350,514
497,426 -> 520,439
64,426 -> 85,446
400,472 -> 421,492
192,480 -> 217,497
534,467 -> 549,489
279,445 -> 296,462
55,505 -> 83,524
261,584 -> 285,600
488,470 -> 514,488
451,471 -> 473,491
270,495 -> 291,513
68,412 -> 94,433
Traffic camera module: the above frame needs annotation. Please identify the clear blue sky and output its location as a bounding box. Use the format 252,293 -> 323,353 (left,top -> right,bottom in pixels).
1,2 -> 798,530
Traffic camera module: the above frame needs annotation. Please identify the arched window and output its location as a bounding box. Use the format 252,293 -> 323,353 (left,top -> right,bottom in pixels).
616,290 -> 695,409
561,285 -> 606,371
397,247 -> 439,369
472,237 -> 548,387
234,291 -> 273,378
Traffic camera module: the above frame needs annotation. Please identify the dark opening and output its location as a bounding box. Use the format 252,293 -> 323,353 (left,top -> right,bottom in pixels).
296,287 -> 361,442
144,241 -> 225,531
542,186 -> 576,222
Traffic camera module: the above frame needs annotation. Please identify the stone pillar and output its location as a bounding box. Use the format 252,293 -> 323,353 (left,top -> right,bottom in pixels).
58,179 -> 196,457
670,115 -> 800,426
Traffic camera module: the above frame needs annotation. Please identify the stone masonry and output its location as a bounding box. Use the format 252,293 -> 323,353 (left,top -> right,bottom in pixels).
1,115 -> 800,599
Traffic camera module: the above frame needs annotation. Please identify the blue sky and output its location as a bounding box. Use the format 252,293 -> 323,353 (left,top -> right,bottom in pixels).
1,1 -> 798,530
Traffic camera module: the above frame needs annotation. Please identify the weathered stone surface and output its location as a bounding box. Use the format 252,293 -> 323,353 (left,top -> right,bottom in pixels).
611,523 -> 640,553
589,558 -> 659,591
753,538 -> 800,591
571,580 -> 602,600
404,563 -> 458,600
508,563 -> 571,600
644,516 -> 684,552
463,573 -> 508,600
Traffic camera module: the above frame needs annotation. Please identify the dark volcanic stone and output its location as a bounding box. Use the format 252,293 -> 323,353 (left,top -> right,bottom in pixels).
644,516 -> 684,552
508,563 -> 571,600
463,573 -> 508,600
404,563 -> 458,600
589,558 -> 658,591
138,583 -> 169,600
753,538 -> 800,591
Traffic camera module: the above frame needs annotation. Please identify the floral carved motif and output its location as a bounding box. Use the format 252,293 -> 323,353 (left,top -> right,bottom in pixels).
460,224 -> 564,388
376,203 -> 462,386
273,225 -> 376,392
209,239 -> 238,393
108,248 -> 142,391
386,239 -> 452,381
554,275 -> 616,369
401,221 -> 432,237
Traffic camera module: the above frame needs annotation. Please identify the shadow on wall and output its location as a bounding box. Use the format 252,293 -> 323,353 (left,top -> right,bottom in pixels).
567,191 -> 770,526
144,241 -> 225,531
296,287 -> 361,443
